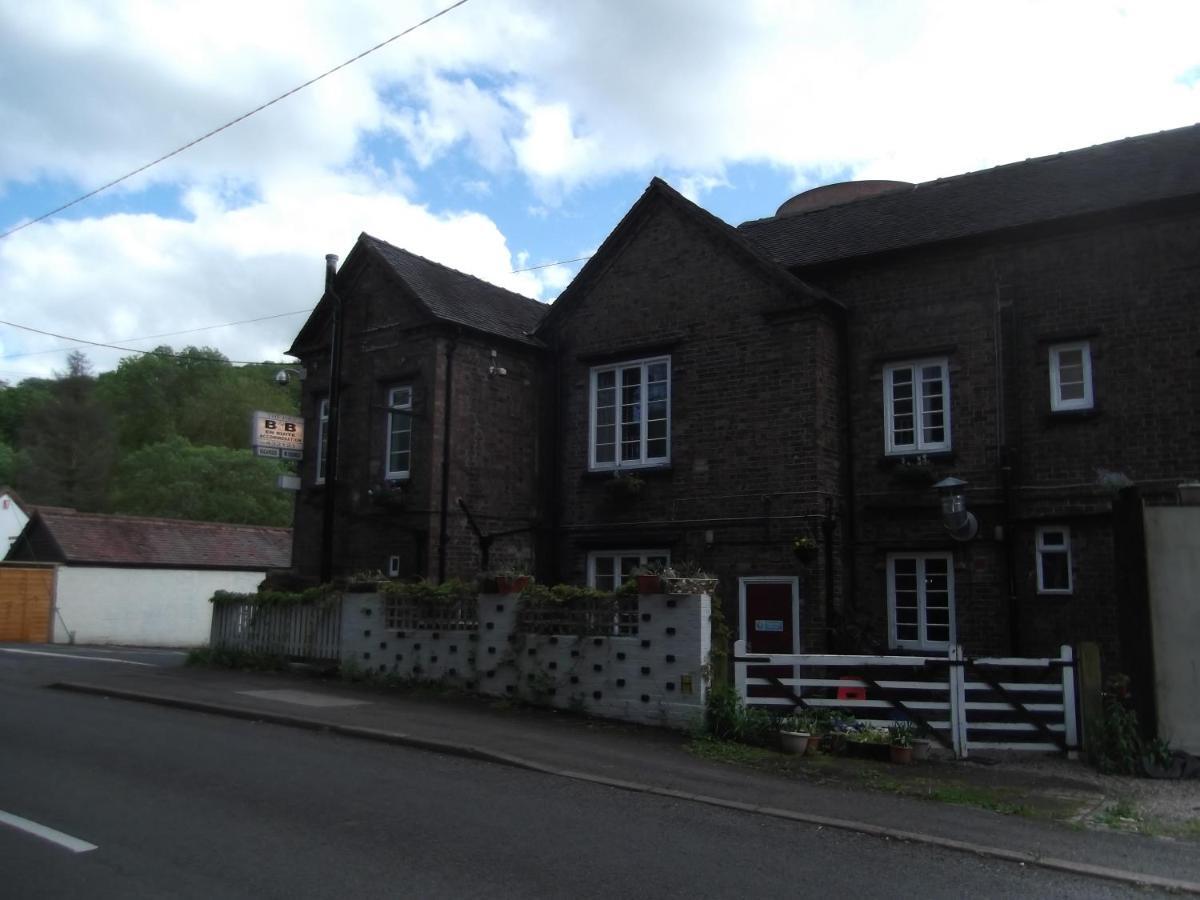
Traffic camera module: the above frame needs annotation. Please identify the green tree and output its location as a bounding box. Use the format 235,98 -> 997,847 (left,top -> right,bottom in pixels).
109,436 -> 294,526
17,352 -> 115,510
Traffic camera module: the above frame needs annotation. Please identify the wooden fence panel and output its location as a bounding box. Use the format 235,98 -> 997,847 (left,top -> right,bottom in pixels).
209,600 -> 342,662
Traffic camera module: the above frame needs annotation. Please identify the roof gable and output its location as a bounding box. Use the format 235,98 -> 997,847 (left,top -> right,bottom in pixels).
738,123 -> 1200,268
361,235 -> 548,345
537,178 -> 833,336
11,509 -> 292,570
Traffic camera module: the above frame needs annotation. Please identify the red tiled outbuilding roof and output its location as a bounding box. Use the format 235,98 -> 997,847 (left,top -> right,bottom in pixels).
10,508 -> 291,570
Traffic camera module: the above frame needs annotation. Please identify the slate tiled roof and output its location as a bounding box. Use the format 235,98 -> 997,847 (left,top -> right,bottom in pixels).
17,509 -> 292,570
738,123 -> 1200,269
362,234 -> 548,345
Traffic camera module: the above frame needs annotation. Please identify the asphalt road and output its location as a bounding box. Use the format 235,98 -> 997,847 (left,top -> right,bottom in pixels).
0,646 -> 1170,898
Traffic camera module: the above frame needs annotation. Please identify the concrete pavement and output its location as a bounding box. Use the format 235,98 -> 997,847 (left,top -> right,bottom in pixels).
29,649 -> 1200,893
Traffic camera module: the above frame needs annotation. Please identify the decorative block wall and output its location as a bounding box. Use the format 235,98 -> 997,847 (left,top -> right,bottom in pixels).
341,591 -> 712,730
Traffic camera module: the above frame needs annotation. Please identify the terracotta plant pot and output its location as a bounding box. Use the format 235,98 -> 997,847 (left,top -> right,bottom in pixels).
779,731 -> 811,755
495,575 -> 530,594
636,574 -> 661,594
805,733 -> 823,755
889,743 -> 914,765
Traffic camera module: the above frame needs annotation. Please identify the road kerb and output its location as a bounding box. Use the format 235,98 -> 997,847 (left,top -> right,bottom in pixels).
48,681 -> 1200,895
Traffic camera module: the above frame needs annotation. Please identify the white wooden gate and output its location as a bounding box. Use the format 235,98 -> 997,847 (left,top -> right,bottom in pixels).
733,641 -> 1078,758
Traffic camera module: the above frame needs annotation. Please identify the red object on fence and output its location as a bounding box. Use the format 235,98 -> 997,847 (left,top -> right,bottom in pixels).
837,676 -> 866,701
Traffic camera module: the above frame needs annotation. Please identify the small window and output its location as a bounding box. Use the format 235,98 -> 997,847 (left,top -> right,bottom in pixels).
386,386 -> 413,480
587,550 -> 669,592
887,552 -> 955,651
315,398 -> 330,483
883,359 -> 951,454
387,555 -> 401,578
1036,526 -> 1073,594
589,357 -> 670,470
1049,342 -> 1093,411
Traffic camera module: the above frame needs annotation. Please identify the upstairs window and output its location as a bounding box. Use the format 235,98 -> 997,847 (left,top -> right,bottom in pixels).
884,359 -> 951,454
315,398 -> 329,484
385,386 -> 413,480
589,357 -> 670,470
887,552 -> 955,651
1036,526 -> 1073,594
1049,342 -> 1093,411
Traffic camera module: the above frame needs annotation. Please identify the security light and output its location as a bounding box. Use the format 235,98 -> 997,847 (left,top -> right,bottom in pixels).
934,477 -> 978,541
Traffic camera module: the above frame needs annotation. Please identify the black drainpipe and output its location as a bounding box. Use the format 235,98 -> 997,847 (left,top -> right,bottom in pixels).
436,332 -> 459,583
836,304 -> 858,650
319,253 -> 342,584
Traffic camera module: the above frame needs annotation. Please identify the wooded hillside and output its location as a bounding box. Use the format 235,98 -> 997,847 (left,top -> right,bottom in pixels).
0,348 -> 301,527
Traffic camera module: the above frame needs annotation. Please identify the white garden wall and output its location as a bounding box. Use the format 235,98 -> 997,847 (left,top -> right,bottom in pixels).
54,566 -> 265,647
341,591 -> 712,731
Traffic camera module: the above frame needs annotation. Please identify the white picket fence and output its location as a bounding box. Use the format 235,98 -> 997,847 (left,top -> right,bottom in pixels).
210,600 -> 342,661
733,640 -> 1078,758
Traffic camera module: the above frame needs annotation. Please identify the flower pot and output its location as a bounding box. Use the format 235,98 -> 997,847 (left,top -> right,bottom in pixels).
911,738 -> 932,761
495,575 -> 530,594
637,574 -> 661,594
889,743 -> 914,765
779,730 -> 810,755
805,733 -> 823,755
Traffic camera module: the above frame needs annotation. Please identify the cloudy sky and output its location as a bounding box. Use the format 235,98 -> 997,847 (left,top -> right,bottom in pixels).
1,0 -> 1197,380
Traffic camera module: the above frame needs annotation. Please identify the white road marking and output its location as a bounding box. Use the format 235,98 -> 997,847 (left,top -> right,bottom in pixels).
238,689 -> 369,708
0,810 -> 98,853
0,648 -> 157,667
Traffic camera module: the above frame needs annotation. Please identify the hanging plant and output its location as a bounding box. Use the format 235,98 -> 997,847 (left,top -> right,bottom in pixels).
792,535 -> 818,560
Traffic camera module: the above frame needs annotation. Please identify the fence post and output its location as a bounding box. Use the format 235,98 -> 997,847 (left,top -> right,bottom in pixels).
949,644 -> 968,759
733,639 -> 747,702
1077,641 -> 1103,765
1060,644 -> 1079,758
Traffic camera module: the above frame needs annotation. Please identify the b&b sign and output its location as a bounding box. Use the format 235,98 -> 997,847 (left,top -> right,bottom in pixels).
251,411 -> 304,460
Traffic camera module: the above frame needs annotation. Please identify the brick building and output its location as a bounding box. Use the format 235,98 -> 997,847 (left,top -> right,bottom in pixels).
287,124 -> 1200,666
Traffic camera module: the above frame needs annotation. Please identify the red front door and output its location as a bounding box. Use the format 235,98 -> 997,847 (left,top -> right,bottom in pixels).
742,579 -> 798,702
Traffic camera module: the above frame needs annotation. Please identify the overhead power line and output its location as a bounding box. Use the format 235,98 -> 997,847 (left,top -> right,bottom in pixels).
0,308 -> 310,362
511,254 -> 592,273
0,0 -> 472,240
0,318 -> 278,366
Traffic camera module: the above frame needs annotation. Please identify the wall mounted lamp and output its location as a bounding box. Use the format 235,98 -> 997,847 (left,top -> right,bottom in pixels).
934,477 -> 979,541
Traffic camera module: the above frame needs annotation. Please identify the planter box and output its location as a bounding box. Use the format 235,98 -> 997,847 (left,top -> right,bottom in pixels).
495,575 -> 530,594
636,575 -> 662,594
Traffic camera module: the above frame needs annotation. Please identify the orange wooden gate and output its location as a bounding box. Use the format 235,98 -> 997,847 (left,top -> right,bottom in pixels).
0,565 -> 54,642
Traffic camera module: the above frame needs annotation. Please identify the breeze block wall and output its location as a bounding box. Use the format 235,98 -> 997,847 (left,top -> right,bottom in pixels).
341,590 -> 712,730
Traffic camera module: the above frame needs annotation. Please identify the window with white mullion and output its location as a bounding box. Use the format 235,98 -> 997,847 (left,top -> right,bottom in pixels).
888,552 -> 955,651
884,359 -> 950,454
1049,342 -> 1093,411
315,398 -> 330,484
587,550 -> 670,592
385,386 -> 413,480
590,357 -> 670,469
1036,526 -> 1073,594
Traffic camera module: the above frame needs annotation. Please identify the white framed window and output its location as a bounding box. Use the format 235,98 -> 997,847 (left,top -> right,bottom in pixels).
589,356 -> 670,470
887,552 -> 955,651
387,555 -> 401,578
883,359 -> 950,454
1036,526 -> 1073,594
315,398 -> 330,484
385,386 -> 413,480
1049,342 -> 1093,411
586,550 -> 669,592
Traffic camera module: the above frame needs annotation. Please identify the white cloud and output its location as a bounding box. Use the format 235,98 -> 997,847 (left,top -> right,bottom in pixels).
0,177 -> 555,379
1,0 -> 1198,379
